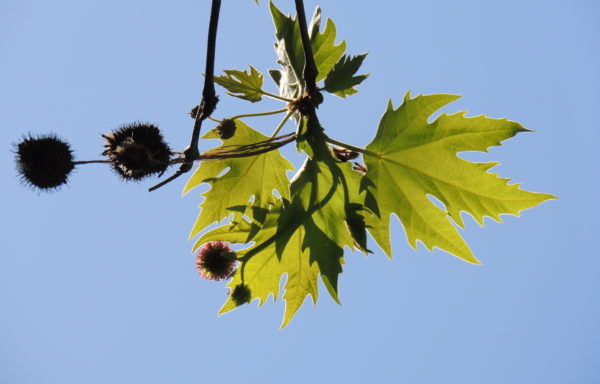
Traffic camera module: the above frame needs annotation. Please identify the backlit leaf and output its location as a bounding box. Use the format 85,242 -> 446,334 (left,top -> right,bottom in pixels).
269,1 -> 346,99
183,120 -> 294,241
214,66 -> 264,102
363,93 -> 555,262
198,158 -> 367,327
324,53 -> 369,98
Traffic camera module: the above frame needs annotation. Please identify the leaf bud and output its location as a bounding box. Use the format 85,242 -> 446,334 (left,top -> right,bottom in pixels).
352,163 -> 367,175
189,105 -> 200,119
214,119 -> 236,140
332,146 -> 359,162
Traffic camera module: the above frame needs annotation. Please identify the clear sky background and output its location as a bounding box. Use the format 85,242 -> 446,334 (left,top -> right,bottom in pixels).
1,0 -> 598,383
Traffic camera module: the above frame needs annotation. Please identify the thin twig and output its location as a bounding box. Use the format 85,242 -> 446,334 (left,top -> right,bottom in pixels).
149,0 -> 222,192
148,172 -> 185,192
199,134 -> 297,160
260,90 -> 294,102
229,107 -> 288,121
73,160 -> 112,165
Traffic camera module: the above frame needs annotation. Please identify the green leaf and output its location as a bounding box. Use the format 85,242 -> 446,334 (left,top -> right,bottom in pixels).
268,69 -> 282,87
363,92 -> 555,263
310,14 -> 346,82
199,159 -> 367,327
269,1 -> 346,99
214,66 -> 264,102
324,53 -> 369,98
183,119 -> 294,241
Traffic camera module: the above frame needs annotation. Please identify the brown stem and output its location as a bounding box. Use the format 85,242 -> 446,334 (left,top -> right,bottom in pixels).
199,134 -> 297,160
150,0 -> 222,192
73,160 -> 112,165
148,134 -> 297,192
292,0 -> 330,160
294,0 -> 319,101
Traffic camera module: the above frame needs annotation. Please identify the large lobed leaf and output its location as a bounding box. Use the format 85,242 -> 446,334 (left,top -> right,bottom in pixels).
183,120 -> 294,242
198,158 -> 367,327
363,93 -> 555,262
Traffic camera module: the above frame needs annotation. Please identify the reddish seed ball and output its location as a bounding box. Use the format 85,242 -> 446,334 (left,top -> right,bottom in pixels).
196,241 -> 237,281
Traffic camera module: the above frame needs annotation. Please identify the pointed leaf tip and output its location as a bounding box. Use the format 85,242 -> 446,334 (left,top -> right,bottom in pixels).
364,93 -> 553,263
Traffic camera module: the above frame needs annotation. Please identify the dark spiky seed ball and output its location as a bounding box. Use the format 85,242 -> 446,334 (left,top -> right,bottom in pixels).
102,122 -> 171,180
215,119 -> 236,140
231,284 -> 251,305
196,241 -> 237,281
15,134 -> 75,191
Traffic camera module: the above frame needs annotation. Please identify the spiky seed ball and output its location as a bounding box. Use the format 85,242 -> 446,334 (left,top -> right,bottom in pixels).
15,134 -> 75,191
215,119 -> 236,140
231,284 -> 251,305
103,122 -> 171,180
332,146 -> 359,162
196,241 -> 237,281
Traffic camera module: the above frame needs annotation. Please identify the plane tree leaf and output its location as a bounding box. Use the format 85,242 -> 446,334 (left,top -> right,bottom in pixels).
197,158 -> 367,327
363,93 -> 555,262
214,66 -> 265,102
183,119 -> 294,241
324,53 -> 369,98
183,4 -> 555,329
269,1 -> 346,99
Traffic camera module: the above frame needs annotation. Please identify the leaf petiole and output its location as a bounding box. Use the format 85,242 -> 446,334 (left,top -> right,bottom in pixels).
271,108 -> 296,138
229,108 -> 288,121
260,90 -> 294,102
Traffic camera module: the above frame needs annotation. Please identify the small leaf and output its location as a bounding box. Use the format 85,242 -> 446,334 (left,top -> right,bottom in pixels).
184,120 -> 294,241
363,92 -> 555,262
268,69 -> 282,87
214,66 -> 264,102
324,53 -> 369,98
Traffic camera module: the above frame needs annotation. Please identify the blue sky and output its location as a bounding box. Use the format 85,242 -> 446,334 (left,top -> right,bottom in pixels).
1,0 -> 598,383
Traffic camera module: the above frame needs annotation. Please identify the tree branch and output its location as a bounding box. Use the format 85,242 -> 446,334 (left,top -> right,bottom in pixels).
294,0 -> 322,106
292,0 -> 332,161
150,0 -> 222,192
